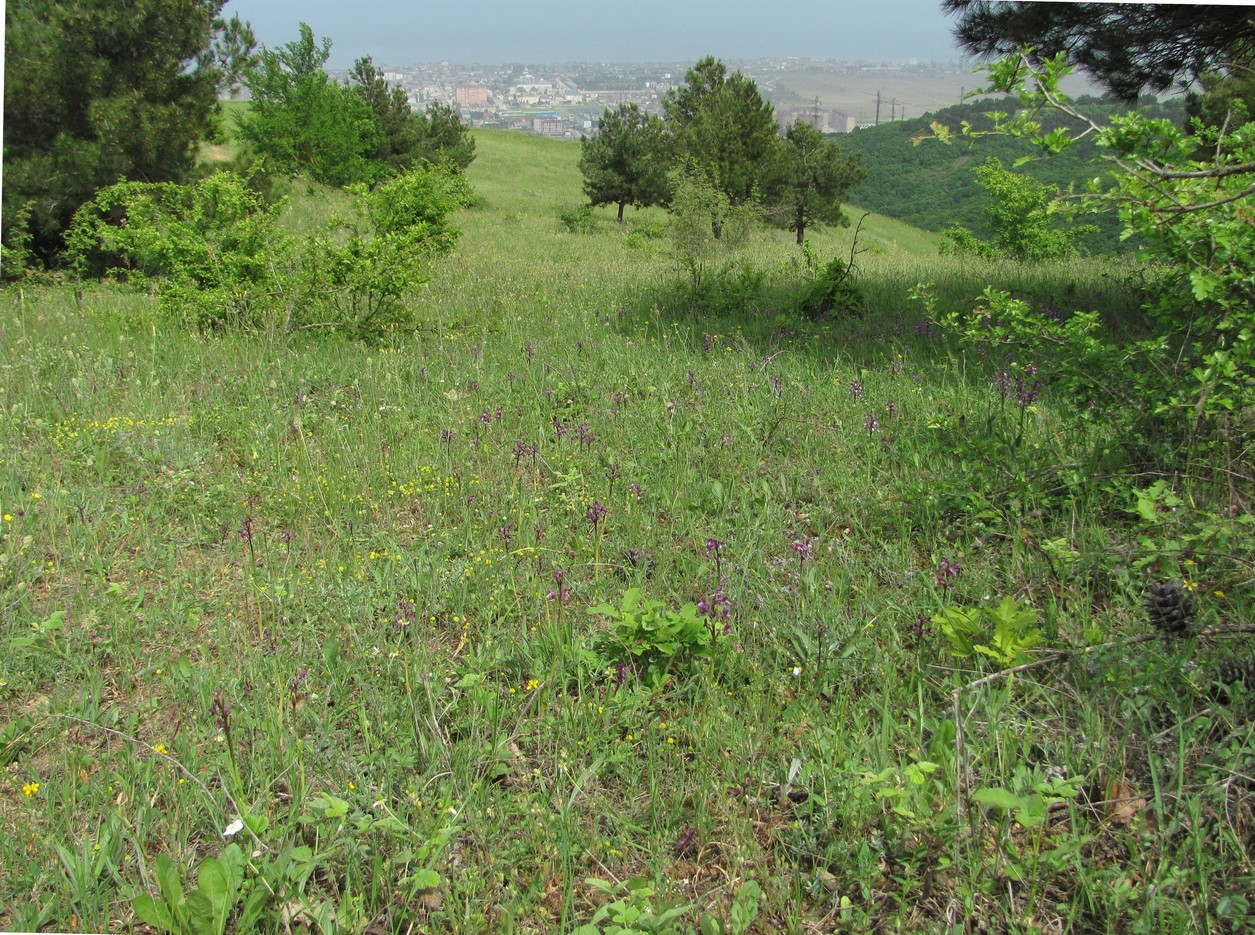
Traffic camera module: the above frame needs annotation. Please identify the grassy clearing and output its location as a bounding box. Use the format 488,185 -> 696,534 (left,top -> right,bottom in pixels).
1,129 -> 1251,933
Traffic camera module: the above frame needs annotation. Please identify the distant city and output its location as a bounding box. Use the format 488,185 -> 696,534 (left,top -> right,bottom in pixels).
325,57 -> 987,138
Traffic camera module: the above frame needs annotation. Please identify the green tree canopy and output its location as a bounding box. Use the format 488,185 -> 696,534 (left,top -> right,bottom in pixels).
941,156 -> 1094,262
3,0 -> 252,262
350,56 -> 423,171
943,1 -> 1255,102
238,23 -> 381,187
762,121 -> 867,245
205,14 -> 259,99
412,102 -> 477,173
579,103 -> 671,222
662,56 -> 778,207
348,59 -> 475,174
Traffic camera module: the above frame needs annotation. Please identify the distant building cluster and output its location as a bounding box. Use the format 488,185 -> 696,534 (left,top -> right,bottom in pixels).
329,57 -> 946,139
776,107 -> 858,133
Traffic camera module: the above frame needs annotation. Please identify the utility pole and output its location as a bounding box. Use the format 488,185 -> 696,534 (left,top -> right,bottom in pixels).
891,98 -> 897,121
875,91 -> 880,126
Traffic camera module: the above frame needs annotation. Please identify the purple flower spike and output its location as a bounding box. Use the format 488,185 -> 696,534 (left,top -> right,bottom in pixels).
586,500 -> 608,531
789,538 -> 815,562
935,557 -> 960,591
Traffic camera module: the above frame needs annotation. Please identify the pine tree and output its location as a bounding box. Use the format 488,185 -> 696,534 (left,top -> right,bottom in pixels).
3,0 -> 251,262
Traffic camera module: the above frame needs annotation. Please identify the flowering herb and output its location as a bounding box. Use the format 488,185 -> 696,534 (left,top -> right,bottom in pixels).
697,585 -> 732,635
935,557 -> 960,592
394,601 -> 416,629
547,569 -> 572,604
905,614 -> 932,649
705,537 -> 725,579
789,538 -> 815,562
513,440 -> 538,468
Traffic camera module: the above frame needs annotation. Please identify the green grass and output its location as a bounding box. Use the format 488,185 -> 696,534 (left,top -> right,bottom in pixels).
1,129 -> 1251,934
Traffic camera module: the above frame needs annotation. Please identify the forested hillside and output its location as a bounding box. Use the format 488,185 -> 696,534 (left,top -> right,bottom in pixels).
842,94 -> 1187,253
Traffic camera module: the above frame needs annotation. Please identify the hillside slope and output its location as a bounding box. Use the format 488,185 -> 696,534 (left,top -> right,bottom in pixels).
840,95 -> 1187,253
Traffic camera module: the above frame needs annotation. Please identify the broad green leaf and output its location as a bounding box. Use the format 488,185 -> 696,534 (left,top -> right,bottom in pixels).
1016,793 -> 1048,829
701,915 -> 727,935
972,786 -> 1023,812
620,588 -> 645,613
196,858 -> 230,920
132,894 -> 174,932
309,794 -> 350,819
155,855 -> 185,912
729,881 -> 762,935
185,891 -> 217,935
408,868 -> 440,889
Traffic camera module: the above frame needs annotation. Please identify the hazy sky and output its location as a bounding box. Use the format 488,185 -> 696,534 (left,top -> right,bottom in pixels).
224,0 -> 966,68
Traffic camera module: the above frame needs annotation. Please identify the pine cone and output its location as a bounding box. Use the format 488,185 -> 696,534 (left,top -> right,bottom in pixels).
616,547 -> 654,579
1217,659 -> 1255,688
1144,580 -> 1195,638
1209,659 -> 1255,704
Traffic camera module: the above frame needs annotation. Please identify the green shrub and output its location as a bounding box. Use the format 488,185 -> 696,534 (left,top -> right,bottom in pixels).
66,166 -> 469,339
793,255 -> 864,318
65,172 -> 287,330
558,204 -> 600,234
939,157 -> 1096,262
297,168 -> 468,337
588,588 -> 727,689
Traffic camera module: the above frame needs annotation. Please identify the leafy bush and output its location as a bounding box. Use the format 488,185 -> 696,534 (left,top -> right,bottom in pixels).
299,169 -> 468,336
933,52 -> 1255,460
939,156 -> 1096,262
0,201 -> 42,283
793,255 -> 864,319
558,204 -> 600,234
66,166 -> 469,338
588,588 -> 727,689
667,162 -> 759,294
65,172 -> 287,330
621,217 -> 671,252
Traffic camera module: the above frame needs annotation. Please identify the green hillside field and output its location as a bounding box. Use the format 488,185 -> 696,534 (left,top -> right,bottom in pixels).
1,128 -> 1250,934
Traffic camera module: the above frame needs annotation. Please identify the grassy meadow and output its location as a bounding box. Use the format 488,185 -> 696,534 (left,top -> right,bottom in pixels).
1,129 -> 1252,933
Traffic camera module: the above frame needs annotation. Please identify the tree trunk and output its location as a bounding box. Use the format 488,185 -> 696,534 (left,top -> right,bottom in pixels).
795,204 -> 806,245
617,201 -> 626,222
